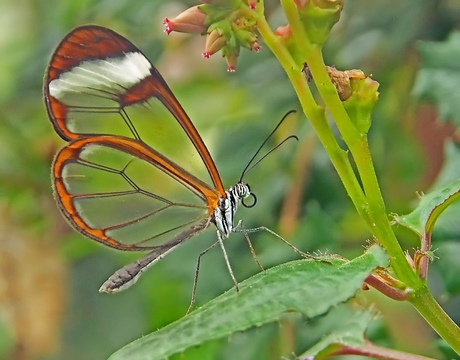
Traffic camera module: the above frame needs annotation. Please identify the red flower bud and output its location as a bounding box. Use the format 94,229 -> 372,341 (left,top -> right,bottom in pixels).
164,6 -> 207,35
274,24 -> 292,39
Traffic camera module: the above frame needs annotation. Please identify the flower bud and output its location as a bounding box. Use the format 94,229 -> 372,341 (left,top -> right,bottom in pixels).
275,25 -> 303,65
234,29 -> 260,51
296,0 -> 344,46
247,0 -> 258,9
342,71 -> 379,134
164,6 -> 207,35
223,46 -> 240,72
203,29 -> 227,58
165,1 -> 261,71
274,24 -> 291,39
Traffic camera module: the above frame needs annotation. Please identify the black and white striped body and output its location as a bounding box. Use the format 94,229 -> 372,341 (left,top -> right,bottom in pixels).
213,182 -> 251,238
100,182 -> 251,293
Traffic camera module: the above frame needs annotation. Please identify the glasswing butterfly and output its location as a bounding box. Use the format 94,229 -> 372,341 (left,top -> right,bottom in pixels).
44,25 -> 307,311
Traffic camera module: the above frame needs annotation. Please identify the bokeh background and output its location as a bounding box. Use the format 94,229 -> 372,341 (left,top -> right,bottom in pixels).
0,0 -> 460,359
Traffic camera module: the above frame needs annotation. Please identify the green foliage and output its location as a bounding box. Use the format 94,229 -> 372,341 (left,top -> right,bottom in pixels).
299,306 -> 375,359
424,141 -> 460,297
110,245 -> 387,359
414,32 -> 460,127
394,179 -> 460,237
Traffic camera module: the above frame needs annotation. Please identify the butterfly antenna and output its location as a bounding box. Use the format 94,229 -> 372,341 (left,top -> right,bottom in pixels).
241,135 -> 298,179
239,109 -> 297,182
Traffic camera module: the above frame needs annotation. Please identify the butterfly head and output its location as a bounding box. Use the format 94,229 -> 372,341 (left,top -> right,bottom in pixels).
235,182 -> 257,208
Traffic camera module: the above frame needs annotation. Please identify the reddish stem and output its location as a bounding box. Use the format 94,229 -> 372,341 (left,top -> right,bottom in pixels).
323,340 -> 436,360
365,274 -> 410,301
418,232 -> 430,279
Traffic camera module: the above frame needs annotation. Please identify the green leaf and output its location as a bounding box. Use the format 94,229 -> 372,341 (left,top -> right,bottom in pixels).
406,141 -> 460,242
394,179 -> 460,237
298,305 -> 375,358
414,32 -> 460,127
109,245 -> 388,360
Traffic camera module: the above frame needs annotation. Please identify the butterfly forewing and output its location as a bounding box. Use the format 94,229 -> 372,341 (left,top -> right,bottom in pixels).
45,25 -> 225,195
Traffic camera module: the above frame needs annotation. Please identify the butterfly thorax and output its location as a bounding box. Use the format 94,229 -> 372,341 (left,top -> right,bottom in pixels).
214,182 -> 251,238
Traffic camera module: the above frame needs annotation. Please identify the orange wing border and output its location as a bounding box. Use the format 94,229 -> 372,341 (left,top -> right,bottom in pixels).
53,135 -> 220,250
44,25 -> 226,196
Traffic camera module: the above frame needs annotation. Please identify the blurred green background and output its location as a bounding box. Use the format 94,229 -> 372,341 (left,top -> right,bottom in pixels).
0,0 -> 459,359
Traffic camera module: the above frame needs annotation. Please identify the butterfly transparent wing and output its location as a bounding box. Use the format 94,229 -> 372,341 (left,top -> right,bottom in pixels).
54,136 -> 219,249
45,25 -> 225,196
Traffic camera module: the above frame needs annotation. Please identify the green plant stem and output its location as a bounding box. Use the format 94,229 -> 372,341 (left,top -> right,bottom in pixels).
410,285 -> 460,352
279,0 -> 419,286
253,5 -> 373,229
253,0 -> 460,352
